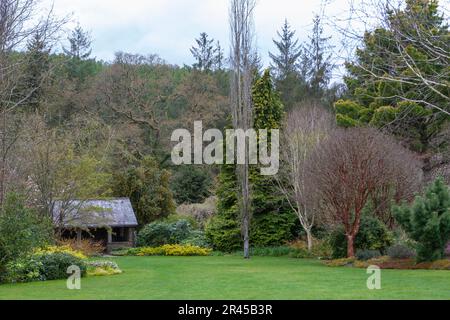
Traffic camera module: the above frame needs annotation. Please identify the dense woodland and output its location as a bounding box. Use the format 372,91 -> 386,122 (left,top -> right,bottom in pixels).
0,0 -> 450,281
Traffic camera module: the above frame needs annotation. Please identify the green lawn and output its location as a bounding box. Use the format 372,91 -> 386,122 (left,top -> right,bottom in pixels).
0,256 -> 449,300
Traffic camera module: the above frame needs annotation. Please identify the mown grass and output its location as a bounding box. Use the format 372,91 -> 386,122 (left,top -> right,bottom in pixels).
0,256 -> 449,300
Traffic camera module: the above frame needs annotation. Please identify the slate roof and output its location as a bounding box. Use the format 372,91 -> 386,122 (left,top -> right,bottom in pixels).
53,198 -> 138,228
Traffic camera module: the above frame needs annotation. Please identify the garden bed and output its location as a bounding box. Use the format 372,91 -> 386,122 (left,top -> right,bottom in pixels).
325,256 -> 450,270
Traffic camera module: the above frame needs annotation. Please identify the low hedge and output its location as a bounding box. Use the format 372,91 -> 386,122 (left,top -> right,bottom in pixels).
127,244 -> 212,257
232,240 -> 333,260
232,246 -> 315,259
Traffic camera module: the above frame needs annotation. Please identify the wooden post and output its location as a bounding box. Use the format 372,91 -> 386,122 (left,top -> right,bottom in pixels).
76,229 -> 82,245
107,229 -> 112,244
128,228 -> 134,245
107,229 -> 113,254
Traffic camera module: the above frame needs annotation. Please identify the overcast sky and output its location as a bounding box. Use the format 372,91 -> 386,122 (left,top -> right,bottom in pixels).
39,0 -> 449,77
41,0 -> 353,67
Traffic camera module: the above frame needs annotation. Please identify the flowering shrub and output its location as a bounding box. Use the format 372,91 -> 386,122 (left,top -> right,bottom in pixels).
87,261 -> 120,269
4,245 -> 89,283
58,239 -> 105,257
5,252 -> 86,283
36,252 -> 87,280
86,260 -> 122,276
128,244 -> 212,257
34,245 -> 87,260
5,256 -> 44,283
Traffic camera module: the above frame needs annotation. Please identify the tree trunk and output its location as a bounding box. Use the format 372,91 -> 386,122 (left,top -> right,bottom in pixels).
347,234 -> 355,258
243,229 -> 250,259
242,164 -> 251,260
306,229 -> 313,252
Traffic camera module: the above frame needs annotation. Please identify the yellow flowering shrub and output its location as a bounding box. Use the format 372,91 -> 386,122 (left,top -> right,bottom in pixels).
87,267 -> 123,277
58,239 -> 105,257
128,244 -> 212,257
86,260 -> 122,277
34,245 -> 87,260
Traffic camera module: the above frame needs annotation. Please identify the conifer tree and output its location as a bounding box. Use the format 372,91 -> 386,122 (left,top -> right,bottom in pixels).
214,41 -> 224,71
190,32 -> 216,72
63,24 -> 92,60
205,161 -> 242,252
270,20 -> 302,78
206,70 -> 296,250
63,25 -> 96,85
394,178 -> 450,262
251,69 -> 296,246
22,31 -> 51,111
301,15 -> 333,99
269,20 -> 304,110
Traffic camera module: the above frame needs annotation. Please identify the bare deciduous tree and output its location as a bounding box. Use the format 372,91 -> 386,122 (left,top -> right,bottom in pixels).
229,0 -> 256,259
308,127 -> 422,257
277,105 -> 334,251
0,0 -> 66,204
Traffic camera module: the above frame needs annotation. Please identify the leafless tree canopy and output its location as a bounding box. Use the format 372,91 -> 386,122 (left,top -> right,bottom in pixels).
308,127 -> 422,257
0,0 -> 67,204
277,104 -> 334,250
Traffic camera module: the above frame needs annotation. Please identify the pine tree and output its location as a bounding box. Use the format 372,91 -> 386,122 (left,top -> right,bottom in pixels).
22,30 -> 51,111
190,32 -> 216,72
394,178 -> 450,262
63,24 -> 92,60
269,20 -> 302,79
214,41 -> 224,71
205,161 -> 242,252
269,20 -> 305,110
301,15 -> 333,99
63,25 -> 99,88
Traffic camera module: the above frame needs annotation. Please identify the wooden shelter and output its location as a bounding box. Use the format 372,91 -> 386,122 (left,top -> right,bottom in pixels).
53,198 -> 138,253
